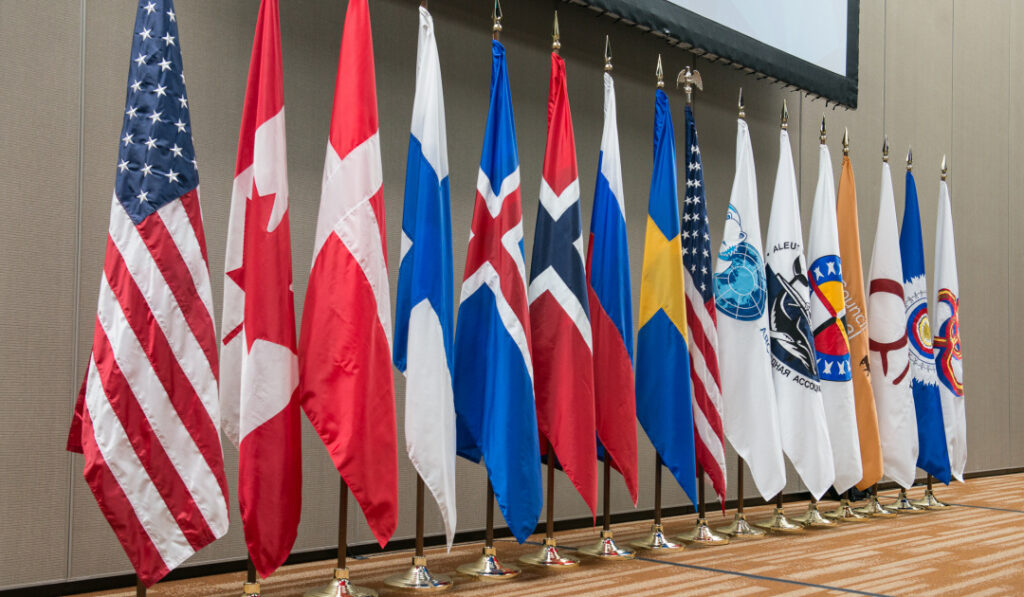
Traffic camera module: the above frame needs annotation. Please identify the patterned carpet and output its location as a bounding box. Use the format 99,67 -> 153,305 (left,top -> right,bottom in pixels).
76,473 -> 1024,596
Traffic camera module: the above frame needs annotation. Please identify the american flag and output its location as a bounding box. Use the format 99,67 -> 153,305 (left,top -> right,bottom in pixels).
681,105 -> 727,507
66,0 -> 229,585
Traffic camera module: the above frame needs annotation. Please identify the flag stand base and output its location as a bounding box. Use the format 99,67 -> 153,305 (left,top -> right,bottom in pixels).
824,498 -> 870,522
678,518 -> 730,545
242,582 -> 261,597
630,524 -> 684,551
383,556 -> 452,592
519,537 -> 579,568
456,547 -> 521,581
578,530 -> 636,559
756,507 -> 805,533
854,494 -> 897,518
715,513 -> 766,539
792,501 -> 837,528
911,488 -> 950,509
304,568 -> 377,597
888,488 -> 927,513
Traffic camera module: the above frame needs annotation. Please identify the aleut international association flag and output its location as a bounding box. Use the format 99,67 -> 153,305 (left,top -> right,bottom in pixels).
933,177 -> 966,481
867,160 -> 918,489
529,49 -> 598,517
221,0 -> 300,577
393,5 -> 457,548
586,69 -> 639,505
765,128 -> 834,500
636,87 -> 697,504
807,141 -> 862,493
900,168 -> 952,484
299,0 -> 399,547
715,117 -> 786,501
836,148 -> 884,490
67,0 -> 229,585
453,39 -> 543,543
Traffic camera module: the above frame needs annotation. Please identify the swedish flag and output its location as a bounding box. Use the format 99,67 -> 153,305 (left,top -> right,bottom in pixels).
636,88 -> 698,504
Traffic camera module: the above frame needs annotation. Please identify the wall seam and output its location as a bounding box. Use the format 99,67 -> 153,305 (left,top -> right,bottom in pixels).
65,0 -> 87,582
1006,0 -> 1013,466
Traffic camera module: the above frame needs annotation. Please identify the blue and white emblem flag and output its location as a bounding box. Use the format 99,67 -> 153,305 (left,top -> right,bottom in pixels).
715,118 -> 786,501
393,5 -> 457,549
807,141 -> 862,493
933,177 -> 966,482
765,129 -> 834,500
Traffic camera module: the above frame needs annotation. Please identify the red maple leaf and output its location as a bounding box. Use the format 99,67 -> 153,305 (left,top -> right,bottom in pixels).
225,179 -> 296,352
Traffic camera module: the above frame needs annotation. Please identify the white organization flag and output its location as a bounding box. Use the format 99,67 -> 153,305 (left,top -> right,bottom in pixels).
714,118 -> 786,500
867,160 -> 918,488
806,141 -> 862,493
932,178 -> 966,482
765,128 -> 835,500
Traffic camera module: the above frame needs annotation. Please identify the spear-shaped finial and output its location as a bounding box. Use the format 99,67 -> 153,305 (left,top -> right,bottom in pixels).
552,10 -> 560,52
843,127 -> 849,155
906,146 -> 913,171
738,87 -> 745,119
941,154 -> 948,181
656,54 -> 664,89
882,135 -> 889,163
604,35 -> 612,72
819,115 -> 827,144
781,98 -> 788,130
492,0 -> 502,40
675,65 -> 703,105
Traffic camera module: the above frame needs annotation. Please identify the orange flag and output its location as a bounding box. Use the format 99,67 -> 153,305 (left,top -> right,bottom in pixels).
836,146 -> 884,489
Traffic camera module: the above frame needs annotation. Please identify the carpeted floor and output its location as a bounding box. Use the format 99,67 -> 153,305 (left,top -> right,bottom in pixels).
75,473 -> 1024,596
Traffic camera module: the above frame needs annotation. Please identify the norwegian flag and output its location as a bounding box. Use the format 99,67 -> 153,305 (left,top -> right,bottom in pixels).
220,0 -> 301,578
299,0 -> 398,547
528,51 -> 597,517
66,0 -> 229,585
680,106 -> 727,507
453,39 -> 542,544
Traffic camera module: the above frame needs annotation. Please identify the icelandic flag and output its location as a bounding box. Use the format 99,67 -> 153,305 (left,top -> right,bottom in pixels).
393,5 -> 457,549
586,70 -> 638,505
636,88 -> 698,505
529,51 -> 597,517
933,177 -> 966,481
900,169 -> 952,484
453,40 -> 542,543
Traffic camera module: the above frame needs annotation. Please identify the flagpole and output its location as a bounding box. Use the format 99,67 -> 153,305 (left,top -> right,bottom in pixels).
456,481 -> 521,580
521,439 -> 580,567
913,473 -> 951,508
384,475 -> 453,590
579,456 -> 636,559
137,577 -> 145,597
304,481 -> 376,597
631,454 -> 684,550
715,456 -> 765,538
242,557 -> 260,597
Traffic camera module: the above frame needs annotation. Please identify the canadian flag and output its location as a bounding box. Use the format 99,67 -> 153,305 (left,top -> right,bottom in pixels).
220,0 -> 301,579
298,0 -> 398,547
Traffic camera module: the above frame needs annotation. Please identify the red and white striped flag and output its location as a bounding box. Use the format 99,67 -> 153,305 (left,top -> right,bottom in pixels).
220,0 -> 302,578
299,0 -> 398,547
66,0 -> 229,585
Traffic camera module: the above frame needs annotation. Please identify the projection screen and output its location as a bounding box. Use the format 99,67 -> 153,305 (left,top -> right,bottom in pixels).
568,0 -> 860,108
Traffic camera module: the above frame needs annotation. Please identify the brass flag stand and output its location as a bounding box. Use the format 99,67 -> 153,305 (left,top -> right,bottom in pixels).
825,490 -> 869,522
889,487 -> 927,513
456,482 -> 521,581
384,476 -> 453,591
304,480 -> 376,597
715,459 -> 766,539
793,497 -> 837,528
631,454 -> 684,551
854,484 -> 897,518
912,473 -> 951,509
757,492 -> 805,533
520,440 -> 580,568
578,457 -> 636,559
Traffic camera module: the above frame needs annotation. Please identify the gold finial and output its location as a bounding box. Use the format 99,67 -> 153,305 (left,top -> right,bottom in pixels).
882,135 -> 889,163
843,127 -> 849,155
552,10 -> 560,52
604,35 -> 612,72
420,0 -> 427,7
738,87 -> 745,119
675,65 -> 702,105
780,98 -> 788,130
656,54 -> 664,89
906,146 -> 913,171
819,115 -> 827,144
492,0 -> 502,40
941,154 -> 947,181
